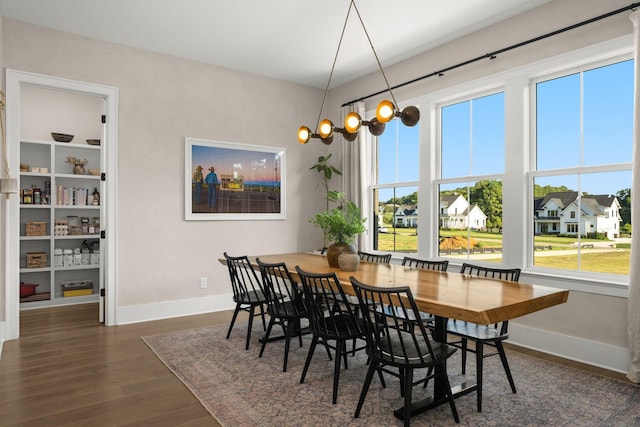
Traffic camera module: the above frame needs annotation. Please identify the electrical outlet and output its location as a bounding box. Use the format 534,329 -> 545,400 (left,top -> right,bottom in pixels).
200,277 -> 208,289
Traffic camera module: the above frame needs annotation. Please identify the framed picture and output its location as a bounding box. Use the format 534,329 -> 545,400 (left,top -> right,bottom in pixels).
185,137 -> 285,220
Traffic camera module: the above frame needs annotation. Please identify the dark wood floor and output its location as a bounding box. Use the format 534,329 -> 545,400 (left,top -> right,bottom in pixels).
0,303 -> 630,426
0,304 -> 228,426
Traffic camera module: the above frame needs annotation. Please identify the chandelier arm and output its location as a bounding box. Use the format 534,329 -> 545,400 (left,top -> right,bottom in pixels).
351,0 -> 398,108
315,1 -> 354,131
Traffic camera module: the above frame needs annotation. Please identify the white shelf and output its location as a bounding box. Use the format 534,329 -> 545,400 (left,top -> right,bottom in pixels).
19,121 -> 103,310
54,265 -> 99,271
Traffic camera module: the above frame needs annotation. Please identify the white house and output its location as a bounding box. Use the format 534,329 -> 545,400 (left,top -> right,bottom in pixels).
439,194 -> 487,230
393,206 -> 418,228
533,192 -> 622,238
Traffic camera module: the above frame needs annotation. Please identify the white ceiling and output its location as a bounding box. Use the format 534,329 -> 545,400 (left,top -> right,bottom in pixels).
0,0 -> 550,89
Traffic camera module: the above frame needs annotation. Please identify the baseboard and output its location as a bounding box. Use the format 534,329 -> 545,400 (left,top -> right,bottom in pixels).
116,293 -> 235,325
509,322 -> 629,374
0,320 -> 5,360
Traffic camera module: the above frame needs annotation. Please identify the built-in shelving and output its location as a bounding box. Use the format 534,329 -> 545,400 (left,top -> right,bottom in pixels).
19,135 -> 103,308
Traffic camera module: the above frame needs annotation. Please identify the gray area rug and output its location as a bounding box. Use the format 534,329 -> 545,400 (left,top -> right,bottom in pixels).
143,322 -> 639,426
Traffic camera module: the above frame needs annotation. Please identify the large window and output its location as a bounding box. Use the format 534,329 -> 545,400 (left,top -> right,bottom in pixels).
366,39 -> 633,288
438,92 -> 505,263
372,119 -> 419,253
532,59 -> 633,275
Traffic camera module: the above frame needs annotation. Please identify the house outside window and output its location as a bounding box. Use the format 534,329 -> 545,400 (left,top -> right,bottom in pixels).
372,119 -> 419,253
438,91 -> 504,262
532,59 -> 632,275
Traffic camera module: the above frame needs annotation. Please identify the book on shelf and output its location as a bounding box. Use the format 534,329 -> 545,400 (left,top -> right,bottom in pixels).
56,185 -> 90,206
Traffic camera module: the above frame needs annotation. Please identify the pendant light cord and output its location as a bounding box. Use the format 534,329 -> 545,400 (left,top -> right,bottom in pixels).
315,1 -> 353,131
351,0 -> 398,107
343,1 -> 640,107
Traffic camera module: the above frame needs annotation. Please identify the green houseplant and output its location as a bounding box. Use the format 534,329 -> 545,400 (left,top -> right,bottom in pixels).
309,154 -> 342,249
311,191 -> 366,268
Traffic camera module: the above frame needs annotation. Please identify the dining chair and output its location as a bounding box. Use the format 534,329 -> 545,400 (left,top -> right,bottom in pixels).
223,252 -> 268,350
447,262 -> 521,412
402,256 -> 449,271
295,266 -> 367,404
350,277 -> 460,426
256,258 -> 307,372
358,250 -> 392,264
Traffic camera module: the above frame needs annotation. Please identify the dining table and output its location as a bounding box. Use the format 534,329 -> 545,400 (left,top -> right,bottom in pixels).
225,252 -> 570,421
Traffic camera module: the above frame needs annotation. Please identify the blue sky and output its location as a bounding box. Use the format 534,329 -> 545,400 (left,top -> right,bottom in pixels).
377,58 -> 633,199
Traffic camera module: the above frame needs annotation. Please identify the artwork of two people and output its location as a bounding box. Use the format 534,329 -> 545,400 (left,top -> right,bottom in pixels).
193,165 -> 218,211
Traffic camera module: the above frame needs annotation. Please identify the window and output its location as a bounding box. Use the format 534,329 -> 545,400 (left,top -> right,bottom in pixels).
372,119 -> 419,253
532,59 -> 633,276
438,92 -> 504,262
365,38 -> 632,290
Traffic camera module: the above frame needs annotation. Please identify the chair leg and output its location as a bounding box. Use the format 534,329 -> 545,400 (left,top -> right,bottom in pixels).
377,366 -> 387,389
440,364 -> 460,423
402,367 -> 414,427
333,340 -> 344,404
296,319 -> 304,348
259,316 -> 276,358
282,320 -> 295,372
461,338 -> 468,374
495,341 -> 517,393
476,341 -> 484,412
423,366 -> 434,388
354,362 -> 377,418
226,304 -> 241,339
300,336 -> 318,384
245,305 -> 256,350
342,340 -> 349,370
258,303 -> 267,330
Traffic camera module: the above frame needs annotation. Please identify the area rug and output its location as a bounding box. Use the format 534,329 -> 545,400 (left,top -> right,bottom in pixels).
143,323 -> 639,426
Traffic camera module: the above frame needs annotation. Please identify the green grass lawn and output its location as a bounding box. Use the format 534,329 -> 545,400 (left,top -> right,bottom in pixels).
377,227 -> 630,274
534,251 -> 630,275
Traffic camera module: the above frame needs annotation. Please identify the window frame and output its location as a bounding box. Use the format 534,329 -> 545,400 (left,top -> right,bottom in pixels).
435,88 -> 506,263
365,35 -> 632,297
528,55 -> 633,282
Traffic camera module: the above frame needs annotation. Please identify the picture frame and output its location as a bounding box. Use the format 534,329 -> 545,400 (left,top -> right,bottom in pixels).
185,137 -> 285,220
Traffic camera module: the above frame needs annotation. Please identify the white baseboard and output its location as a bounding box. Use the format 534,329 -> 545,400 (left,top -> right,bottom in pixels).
0,320 -> 5,360
509,322 -> 630,374
116,293 -> 235,325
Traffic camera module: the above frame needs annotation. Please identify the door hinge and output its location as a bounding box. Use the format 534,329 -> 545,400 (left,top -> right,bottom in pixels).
101,114 -> 106,124
101,172 -> 106,181
100,288 -> 105,297
101,230 -> 106,239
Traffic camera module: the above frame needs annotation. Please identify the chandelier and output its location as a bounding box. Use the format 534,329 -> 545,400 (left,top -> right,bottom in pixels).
297,0 -> 420,145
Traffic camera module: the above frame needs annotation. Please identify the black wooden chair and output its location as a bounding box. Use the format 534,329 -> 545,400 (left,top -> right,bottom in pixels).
351,277 -> 460,426
447,262 -> 521,412
358,250 -> 392,264
256,258 -> 307,372
223,252 -> 268,350
402,256 -> 449,271
295,266 -> 367,404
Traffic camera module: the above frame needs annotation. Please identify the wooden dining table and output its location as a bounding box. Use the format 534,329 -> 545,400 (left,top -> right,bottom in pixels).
229,252 -> 569,420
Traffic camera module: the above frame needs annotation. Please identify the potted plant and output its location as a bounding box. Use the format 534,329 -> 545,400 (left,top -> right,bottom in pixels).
309,154 -> 342,249
311,191 -> 366,268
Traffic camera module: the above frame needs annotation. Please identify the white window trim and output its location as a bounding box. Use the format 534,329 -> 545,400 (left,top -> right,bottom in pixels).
368,35 -> 633,297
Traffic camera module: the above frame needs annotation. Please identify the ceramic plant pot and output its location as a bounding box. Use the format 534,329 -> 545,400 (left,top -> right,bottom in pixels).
326,242 -> 356,268
338,251 -> 360,272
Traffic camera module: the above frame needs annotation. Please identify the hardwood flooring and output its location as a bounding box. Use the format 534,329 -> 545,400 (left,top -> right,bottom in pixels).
0,304 -> 229,426
0,303 -> 631,426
